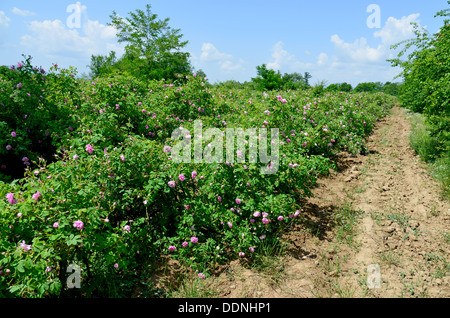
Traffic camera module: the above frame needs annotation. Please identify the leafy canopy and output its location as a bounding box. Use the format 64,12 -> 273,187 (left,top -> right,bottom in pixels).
89,4 -> 192,81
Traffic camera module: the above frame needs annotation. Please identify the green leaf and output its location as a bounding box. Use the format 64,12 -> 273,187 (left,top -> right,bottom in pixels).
16,261 -> 25,273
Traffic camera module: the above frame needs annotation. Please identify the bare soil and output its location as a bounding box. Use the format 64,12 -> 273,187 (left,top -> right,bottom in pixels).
152,106 -> 450,298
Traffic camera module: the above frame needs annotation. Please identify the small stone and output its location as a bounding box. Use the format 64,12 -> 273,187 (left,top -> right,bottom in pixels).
329,270 -> 338,277
385,226 -> 396,233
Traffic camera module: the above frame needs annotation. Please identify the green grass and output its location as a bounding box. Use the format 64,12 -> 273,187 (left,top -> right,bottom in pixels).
406,110 -> 450,200
247,237 -> 287,286
431,153 -> 450,200
333,202 -> 364,247
408,112 -> 440,162
169,274 -> 220,298
378,250 -> 401,267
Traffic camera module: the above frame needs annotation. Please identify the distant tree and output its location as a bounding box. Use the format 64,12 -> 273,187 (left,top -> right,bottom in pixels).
282,72 -> 309,90
251,64 -> 283,91
382,81 -> 401,96
354,82 -> 378,92
324,83 -> 340,92
88,51 -> 117,78
312,80 -> 328,97
282,72 -> 303,83
325,82 -> 353,92
339,82 -> 353,92
303,72 -> 312,86
214,80 -> 244,89
195,69 -> 207,79
374,81 -> 384,91
107,4 -> 192,81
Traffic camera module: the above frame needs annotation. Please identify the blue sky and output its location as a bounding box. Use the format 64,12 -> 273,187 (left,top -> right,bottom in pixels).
1,0 -> 449,86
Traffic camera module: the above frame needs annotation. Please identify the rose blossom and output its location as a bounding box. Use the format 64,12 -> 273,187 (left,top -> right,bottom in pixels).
73,220 -> 84,230
6,193 -> 17,205
85,144 -> 93,154
18,241 -> 31,251
32,191 -> 41,202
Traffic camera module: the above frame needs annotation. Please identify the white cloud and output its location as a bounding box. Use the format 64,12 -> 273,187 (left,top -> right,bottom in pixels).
266,41 -> 289,70
196,42 -> 244,79
317,53 -> 328,66
12,7 -> 36,17
220,59 -> 243,72
267,41 -> 312,72
329,14 -> 421,66
0,11 -> 10,28
318,13 -> 423,85
200,43 -> 233,62
20,19 -> 124,61
330,34 -> 384,63
374,14 -> 420,46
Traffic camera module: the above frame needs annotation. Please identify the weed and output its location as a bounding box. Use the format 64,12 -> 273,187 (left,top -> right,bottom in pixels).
378,250 -> 401,266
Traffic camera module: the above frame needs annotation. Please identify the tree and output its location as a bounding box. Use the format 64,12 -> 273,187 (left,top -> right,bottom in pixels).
282,72 -> 303,83
303,72 -> 312,87
107,4 -> 192,81
324,83 -> 339,92
281,72 -> 309,90
251,64 -> 283,91
194,69 -> 207,79
325,82 -> 353,92
354,82 -> 380,93
382,82 -> 401,96
88,51 -> 117,78
339,82 -> 353,92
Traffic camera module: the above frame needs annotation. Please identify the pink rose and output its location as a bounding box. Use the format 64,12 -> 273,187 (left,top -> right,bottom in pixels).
73,220 -> 84,230
85,144 -> 93,154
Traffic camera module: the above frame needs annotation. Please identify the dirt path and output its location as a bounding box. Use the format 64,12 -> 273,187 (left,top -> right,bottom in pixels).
212,106 -> 450,298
